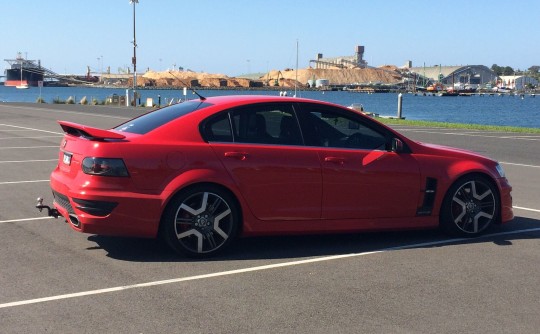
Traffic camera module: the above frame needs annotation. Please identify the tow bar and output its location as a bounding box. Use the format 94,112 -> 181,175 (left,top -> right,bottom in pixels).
36,197 -> 60,218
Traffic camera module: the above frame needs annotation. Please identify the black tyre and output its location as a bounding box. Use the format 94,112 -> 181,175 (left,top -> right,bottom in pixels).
440,175 -> 499,237
161,185 -> 240,258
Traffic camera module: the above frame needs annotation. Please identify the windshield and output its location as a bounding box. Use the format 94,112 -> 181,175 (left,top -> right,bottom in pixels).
115,100 -> 212,134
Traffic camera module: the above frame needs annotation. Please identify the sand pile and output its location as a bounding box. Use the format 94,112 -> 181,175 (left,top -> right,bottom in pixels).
143,70 -> 229,81
138,70 -> 259,88
265,67 -> 402,86
133,67 -> 402,88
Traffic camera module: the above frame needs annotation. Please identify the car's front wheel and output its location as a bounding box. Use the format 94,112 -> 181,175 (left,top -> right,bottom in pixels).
161,185 -> 240,257
440,175 -> 499,237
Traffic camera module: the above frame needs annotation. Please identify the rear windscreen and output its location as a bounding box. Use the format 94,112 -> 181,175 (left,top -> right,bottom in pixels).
115,100 -> 213,134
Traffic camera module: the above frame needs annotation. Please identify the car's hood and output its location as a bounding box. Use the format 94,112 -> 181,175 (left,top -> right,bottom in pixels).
416,141 -> 495,162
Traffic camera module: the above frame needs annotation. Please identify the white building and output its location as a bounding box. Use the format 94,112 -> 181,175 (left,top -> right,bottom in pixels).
498,76 -> 538,90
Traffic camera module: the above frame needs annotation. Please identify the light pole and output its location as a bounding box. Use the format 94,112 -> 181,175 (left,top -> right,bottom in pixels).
130,0 -> 138,106
96,57 -> 100,81
97,56 -> 103,83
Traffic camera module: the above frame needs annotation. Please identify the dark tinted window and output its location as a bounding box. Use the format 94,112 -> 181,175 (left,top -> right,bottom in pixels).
115,100 -> 212,134
202,112 -> 233,142
301,105 -> 388,150
231,104 -> 303,145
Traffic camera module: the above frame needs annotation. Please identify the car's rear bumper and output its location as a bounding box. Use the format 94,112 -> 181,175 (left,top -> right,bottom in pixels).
50,173 -> 164,238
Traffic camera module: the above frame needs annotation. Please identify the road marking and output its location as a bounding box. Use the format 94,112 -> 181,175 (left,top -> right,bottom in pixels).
0,106 -> 130,120
0,123 -> 63,135
0,180 -> 49,185
0,146 -> 58,150
500,161 -> 540,168
0,217 -> 54,224
0,136 -> 62,140
0,129 -> 37,132
513,206 -> 540,213
1,227 -> 539,309
400,129 -> 540,141
0,159 -> 57,164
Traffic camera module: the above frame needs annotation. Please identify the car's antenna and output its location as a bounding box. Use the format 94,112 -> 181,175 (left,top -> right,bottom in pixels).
167,71 -> 206,101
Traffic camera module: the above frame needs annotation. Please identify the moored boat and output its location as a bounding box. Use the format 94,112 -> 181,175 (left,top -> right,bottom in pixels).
4,53 -> 44,87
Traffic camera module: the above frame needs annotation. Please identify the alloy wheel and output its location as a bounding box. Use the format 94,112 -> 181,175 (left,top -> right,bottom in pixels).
172,190 -> 235,255
449,179 -> 496,234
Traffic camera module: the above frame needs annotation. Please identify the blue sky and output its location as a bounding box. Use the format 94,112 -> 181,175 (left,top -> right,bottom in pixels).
2,0 -> 539,76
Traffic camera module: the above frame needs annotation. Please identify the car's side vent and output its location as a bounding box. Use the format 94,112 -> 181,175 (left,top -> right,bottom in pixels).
417,177 -> 437,216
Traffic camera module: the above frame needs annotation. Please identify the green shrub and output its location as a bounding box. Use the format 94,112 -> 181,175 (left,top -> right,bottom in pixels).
53,97 -> 65,104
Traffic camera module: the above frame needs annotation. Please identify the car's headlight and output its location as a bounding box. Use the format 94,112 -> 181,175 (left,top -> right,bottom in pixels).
495,163 -> 506,178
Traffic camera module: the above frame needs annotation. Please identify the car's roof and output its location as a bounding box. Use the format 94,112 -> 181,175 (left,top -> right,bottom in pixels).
190,94 -> 338,107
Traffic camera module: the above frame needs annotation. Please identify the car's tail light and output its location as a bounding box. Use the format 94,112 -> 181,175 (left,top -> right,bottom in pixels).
82,157 -> 129,177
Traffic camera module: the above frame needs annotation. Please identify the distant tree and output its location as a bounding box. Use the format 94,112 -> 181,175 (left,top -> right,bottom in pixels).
527,66 -> 540,81
502,66 -> 514,75
491,64 -> 503,75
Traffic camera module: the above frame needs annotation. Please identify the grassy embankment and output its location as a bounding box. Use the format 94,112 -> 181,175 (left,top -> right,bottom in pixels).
377,118 -> 540,134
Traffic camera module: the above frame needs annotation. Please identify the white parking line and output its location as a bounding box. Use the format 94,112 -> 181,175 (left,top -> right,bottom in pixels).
0,146 -> 58,150
500,161 -> 540,168
1,227 -> 539,309
401,129 -> 540,141
0,106 -> 130,120
513,206 -> 540,213
0,123 -> 63,135
0,180 -> 49,185
0,159 -> 57,164
0,136 -> 62,140
0,217 -> 54,224
0,129 -> 38,132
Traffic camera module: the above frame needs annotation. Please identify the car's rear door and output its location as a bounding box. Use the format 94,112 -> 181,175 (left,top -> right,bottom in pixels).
203,103 -> 322,220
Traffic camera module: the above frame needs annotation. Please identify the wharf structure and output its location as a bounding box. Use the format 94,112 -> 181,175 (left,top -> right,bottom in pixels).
311,45 -> 368,69
406,64 -> 498,89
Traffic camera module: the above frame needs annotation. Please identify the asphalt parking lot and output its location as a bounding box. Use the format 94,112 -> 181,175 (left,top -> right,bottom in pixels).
1,102 -> 539,333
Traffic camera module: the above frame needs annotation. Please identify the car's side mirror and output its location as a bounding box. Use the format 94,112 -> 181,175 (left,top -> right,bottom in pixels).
391,138 -> 404,153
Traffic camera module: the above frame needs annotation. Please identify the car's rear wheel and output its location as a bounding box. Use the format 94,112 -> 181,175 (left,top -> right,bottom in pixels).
440,175 -> 499,237
161,185 -> 239,257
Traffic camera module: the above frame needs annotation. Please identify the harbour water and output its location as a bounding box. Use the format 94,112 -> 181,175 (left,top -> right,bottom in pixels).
1,85 -> 539,128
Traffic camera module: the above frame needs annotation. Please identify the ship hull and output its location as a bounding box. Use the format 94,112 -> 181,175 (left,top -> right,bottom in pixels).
4,68 -> 44,87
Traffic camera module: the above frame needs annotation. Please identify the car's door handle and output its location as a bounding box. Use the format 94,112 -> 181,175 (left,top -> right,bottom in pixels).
324,156 -> 345,165
224,152 -> 249,160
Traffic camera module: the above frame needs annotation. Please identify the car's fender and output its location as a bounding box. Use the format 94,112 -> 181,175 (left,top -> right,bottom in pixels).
157,167 -> 259,234
416,154 -> 501,217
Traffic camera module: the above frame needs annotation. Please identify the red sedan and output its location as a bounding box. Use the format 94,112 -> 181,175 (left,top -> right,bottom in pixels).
40,95 -> 513,257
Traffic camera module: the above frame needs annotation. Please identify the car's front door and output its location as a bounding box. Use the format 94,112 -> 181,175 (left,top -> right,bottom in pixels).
299,104 -> 421,220
203,103 -> 322,220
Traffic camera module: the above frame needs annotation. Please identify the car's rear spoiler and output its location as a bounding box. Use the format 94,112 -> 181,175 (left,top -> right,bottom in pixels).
58,121 -> 126,140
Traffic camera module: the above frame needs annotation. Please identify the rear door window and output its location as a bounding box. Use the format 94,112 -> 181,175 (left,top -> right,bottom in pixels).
202,103 -> 304,146
201,112 -> 233,142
